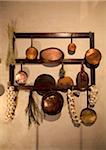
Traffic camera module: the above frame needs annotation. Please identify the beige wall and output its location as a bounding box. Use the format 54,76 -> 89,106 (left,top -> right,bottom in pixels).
0,1 -> 106,150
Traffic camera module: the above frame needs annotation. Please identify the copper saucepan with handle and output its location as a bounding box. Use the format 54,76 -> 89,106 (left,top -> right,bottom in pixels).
76,63 -> 89,91
67,35 -> 76,55
57,63 -> 74,92
80,107 -> 97,126
26,38 -> 38,60
15,64 -> 28,85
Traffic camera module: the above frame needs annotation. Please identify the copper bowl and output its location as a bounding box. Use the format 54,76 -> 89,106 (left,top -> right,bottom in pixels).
40,47 -> 64,67
41,91 -> 64,115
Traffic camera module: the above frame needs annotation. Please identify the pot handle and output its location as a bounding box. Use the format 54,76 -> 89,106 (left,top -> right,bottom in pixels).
20,63 -> 23,71
71,34 -> 73,43
59,62 -> 65,78
31,38 -> 33,47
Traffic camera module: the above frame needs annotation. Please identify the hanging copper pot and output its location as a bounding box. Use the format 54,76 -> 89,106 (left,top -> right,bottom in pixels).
34,74 -> 56,95
15,64 -> 28,85
41,91 -> 64,115
76,63 -> 89,91
68,35 -> 76,55
26,38 -> 38,60
40,47 -> 64,67
57,63 -> 74,92
57,76 -> 74,92
85,48 -> 102,68
80,108 -> 97,126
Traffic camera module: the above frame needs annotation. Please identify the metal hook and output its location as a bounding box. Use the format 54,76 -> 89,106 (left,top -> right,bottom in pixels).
71,34 -> 73,43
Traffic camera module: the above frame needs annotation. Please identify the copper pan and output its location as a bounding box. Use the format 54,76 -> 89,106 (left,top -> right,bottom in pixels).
76,63 -> 89,91
34,74 -> 56,96
15,64 -> 28,85
80,108 -> 97,126
41,91 -> 64,115
26,38 -> 38,60
40,47 -> 64,67
85,48 -> 102,68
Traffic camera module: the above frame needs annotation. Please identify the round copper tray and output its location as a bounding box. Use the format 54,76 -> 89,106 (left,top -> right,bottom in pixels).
40,47 -> 64,67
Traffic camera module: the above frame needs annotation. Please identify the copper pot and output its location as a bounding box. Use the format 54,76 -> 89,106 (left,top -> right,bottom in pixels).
15,64 -> 28,85
40,47 -> 64,67
57,76 -> 74,92
26,38 -> 38,60
80,108 -> 97,126
67,36 -> 76,55
68,43 -> 76,55
41,91 -> 64,115
85,48 -> 102,68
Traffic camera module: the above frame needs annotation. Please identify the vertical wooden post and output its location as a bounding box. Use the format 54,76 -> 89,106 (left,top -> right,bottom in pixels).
89,32 -> 96,85
9,64 -> 15,86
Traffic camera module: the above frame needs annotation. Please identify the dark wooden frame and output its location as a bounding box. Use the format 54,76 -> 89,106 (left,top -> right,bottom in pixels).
9,32 -> 95,93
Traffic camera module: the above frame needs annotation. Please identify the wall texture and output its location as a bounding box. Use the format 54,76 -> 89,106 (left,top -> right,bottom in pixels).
0,1 -> 106,150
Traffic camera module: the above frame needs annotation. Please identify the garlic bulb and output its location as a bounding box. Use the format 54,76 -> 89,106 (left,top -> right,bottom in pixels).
67,89 -> 81,127
5,86 -> 18,121
88,85 -> 98,107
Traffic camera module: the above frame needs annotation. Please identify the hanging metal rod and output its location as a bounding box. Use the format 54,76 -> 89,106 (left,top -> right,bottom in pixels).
14,32 -> 94,39
15,58 -> 84,64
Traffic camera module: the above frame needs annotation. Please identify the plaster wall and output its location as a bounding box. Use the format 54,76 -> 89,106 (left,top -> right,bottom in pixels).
0,1 -> 106,150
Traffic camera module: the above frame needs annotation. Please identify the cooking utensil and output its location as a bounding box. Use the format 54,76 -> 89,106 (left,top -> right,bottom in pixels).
76,62 -> 89,91
34,74 -> 56,96
68,35 -> 76,55
80,108 -> 97,126
57,76 -> 74,92
85,48 -> 102,68
40,47 -> 64,67
57,63 -> 74,92
26,38 -> 38,60
41,91 -> 64,115
15,64 -> 28,85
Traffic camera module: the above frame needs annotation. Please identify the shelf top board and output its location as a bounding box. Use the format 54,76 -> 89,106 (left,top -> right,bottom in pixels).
14,32 -> 94,39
